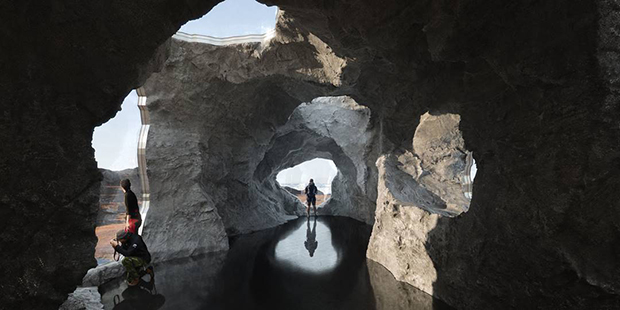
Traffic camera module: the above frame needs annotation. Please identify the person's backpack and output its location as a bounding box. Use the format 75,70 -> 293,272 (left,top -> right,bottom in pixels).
309,184 -> 317,195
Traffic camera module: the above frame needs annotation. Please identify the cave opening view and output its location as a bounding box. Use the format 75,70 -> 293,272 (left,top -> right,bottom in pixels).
5,0 -> 619,309
276,158 -> 337,207
70,1 -> 469,309
91,90 -> 143,265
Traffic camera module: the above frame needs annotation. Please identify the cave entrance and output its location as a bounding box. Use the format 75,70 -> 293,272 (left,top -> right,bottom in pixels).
177,0 -> 277,38
276,158 -> 338,207
91,90 -> 142,264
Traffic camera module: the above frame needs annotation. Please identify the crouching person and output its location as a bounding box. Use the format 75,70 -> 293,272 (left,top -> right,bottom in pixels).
110,230 -> 152,286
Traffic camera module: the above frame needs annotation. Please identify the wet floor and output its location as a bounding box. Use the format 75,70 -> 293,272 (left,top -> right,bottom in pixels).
100,216 -> 451,310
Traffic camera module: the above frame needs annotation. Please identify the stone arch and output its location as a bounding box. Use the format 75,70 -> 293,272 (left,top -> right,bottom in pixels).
137,21 -> 348,260
255,96 -> 378,224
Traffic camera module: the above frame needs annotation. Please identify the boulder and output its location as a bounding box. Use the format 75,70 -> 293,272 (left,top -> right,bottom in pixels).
58,287 -> 103,310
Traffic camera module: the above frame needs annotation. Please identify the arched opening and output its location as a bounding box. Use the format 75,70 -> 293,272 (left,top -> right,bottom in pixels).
91,91 -> 142,264
276,158 -> 338,208
178,0 -> 277,38
92,91 -> 140,171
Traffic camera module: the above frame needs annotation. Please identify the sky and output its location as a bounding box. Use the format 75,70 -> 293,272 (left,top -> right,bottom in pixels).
277,159 -> 338,193
92,91 -> 141,171
179,0 -> 277,37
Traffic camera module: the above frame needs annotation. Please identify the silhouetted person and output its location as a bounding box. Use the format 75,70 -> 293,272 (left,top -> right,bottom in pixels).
121,179 -> 141,234
110,230 -> 152,286
304,217 -> 318,257
304,179 -> 318,216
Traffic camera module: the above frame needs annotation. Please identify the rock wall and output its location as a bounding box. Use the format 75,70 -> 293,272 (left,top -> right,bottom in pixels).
364,0 -> 620,309
140,25 -> 346,260
140,27 -> 382,257
262,0 -> 620,308
256,96 -> 378,224
0,1 -> 225,308
367,113 -> 471,295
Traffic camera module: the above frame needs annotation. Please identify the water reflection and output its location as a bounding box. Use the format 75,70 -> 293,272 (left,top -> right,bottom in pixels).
100,216 -> 452,310
109,279 -> 165,310
305,217 -> 318,257
273,217 -> 339,272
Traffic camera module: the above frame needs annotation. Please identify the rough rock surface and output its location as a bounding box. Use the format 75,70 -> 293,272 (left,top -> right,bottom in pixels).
379,113 -> 470,217
1,0 -> 620,309
140,22 -> 350,259
0,1 -> 223,308
259,96 -> 379,224
362,0 -> 620,309
367,112 -> 472,298
58,287 -> 103,310
81,262 -> 125,288
62,261 -> 126,310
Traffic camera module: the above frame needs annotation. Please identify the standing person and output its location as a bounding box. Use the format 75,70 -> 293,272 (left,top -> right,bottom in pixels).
304,179 -> 318,216
110,230 -> 152,286
120,179 -> 141,234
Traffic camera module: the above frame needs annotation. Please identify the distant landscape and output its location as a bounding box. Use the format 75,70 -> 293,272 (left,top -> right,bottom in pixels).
282,184 -> 332,206
280,182 -> 332,195
293,193 -> 331,206
95,169 -> 142,263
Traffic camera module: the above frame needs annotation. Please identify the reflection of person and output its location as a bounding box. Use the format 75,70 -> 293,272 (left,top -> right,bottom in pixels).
304,217 -> 318,257
304,179 -> 318,217
113,279 -> 165,310
121,179 -> 142,234
110,230 -> 152,286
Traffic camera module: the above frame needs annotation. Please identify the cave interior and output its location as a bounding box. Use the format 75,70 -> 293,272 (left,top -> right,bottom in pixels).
0,0 -> 619,309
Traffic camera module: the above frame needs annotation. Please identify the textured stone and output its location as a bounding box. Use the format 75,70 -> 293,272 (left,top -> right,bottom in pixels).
58,287 -> 103,310
140,24 -> 349,260
378,113 -> 470,217
81,262 -> 125,287
0,1 -> 223,308
1,0 -> 619,309
261,96 -> 378,224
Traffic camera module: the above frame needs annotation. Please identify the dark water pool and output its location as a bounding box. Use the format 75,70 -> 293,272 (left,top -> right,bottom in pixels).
100,216 -> 451,310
